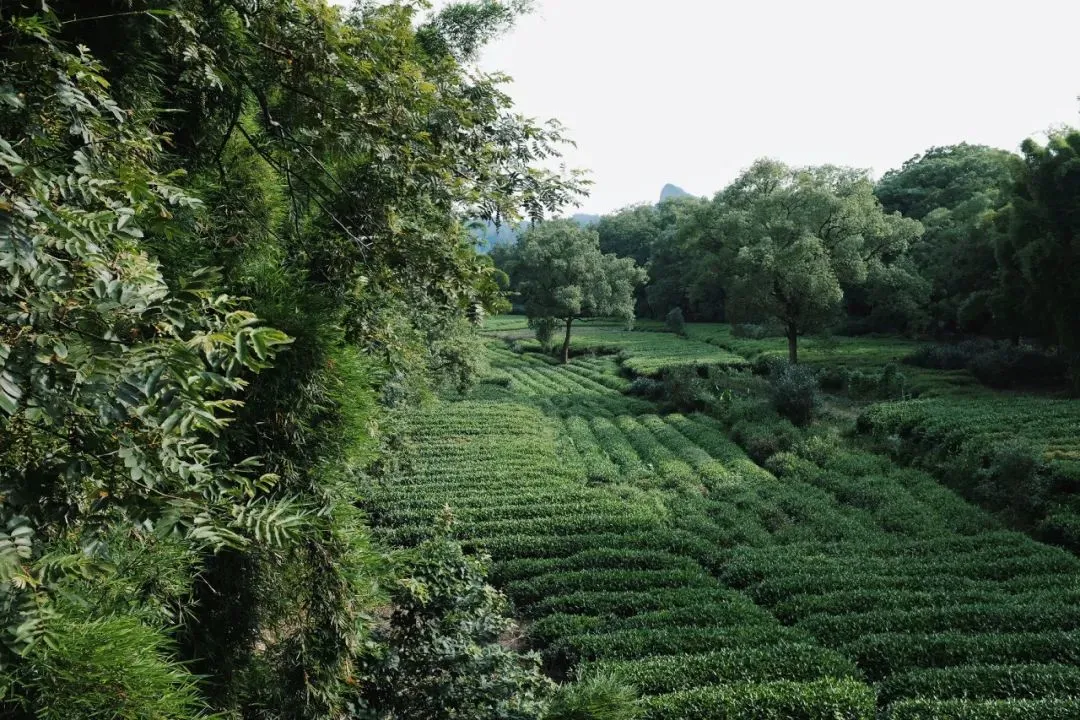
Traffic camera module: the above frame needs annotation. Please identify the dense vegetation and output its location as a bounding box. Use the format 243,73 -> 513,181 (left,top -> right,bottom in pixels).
6,1 -> 1080,719
495,137 -> 1080,385
366,318 -> 1080,718
0,1 -> 592,717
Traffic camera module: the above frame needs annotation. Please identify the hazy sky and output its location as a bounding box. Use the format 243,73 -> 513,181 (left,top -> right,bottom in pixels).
467,0 -> 1080,214
334,1 -> 1080,215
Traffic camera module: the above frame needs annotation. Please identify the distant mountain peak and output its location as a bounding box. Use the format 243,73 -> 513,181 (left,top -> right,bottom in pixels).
660,183 -> 691,202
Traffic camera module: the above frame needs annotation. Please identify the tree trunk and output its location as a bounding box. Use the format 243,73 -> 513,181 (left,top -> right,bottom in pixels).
787,323 -> 798,364
562,316 -> 574,364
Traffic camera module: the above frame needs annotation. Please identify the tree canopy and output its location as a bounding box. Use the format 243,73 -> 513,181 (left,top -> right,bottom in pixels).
998,131 -> 1080,354
512,220 -> 646,362
0,1 -> 587,717
701,160 -> 923,362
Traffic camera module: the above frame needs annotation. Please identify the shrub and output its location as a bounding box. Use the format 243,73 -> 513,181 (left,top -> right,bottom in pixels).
733,323 -> 775,340
968,345 -> 1068,389
818,366 -> 850,391
751,353 -> 787,376
798,604 -> 1080,646
505,569 -> 714,606
585,644 -> 860,695
547,626 -> 809,666
627,377 -> 666,401
842,631 -> 1080,681
544,673 -> 641,720
528,588 -> 745,620
769,363 -> 821,427
492,549 -> 699,585
885,698 -> 1080,720
1037,508 -> 1080,553
658,367 -> 716,412
359,536 -> 551,719
638,679 -> 875,720
958,439 -> 1050,519
531,316 -> 559,351
665,307 -> 687,337
731,417 -> 803,463
904,340 -> 1068,389
878,663 -> 1080,703
904,341 -> 987,370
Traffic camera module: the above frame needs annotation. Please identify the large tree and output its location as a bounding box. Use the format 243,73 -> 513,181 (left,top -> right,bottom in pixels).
875,144 -> 1015,333
708,160 -> 922,363
514,220 -> 646,363
998,130 -> 1080,357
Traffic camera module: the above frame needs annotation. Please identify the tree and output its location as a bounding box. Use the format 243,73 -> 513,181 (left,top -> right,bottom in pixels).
875,144 -> 1015,333
514,221 -> 646,363
0,1 -> 587,717
998,130 -> 1080,358
708,160 -> 922,363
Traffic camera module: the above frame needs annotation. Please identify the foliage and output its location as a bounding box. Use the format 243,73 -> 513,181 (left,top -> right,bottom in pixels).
510,220 -> 647,362
637,678 -> 876,720
768,363 -> 821,426
543,673 -> 641,720
875,144 -> 1015,334
0,0 -> 589,717
357,528 -> 551,720
4,616 -> 211,720
366,333 -> 1080,720
704,160 -> 923,362
997,130 -> 1080,364
664,307 -> 687,336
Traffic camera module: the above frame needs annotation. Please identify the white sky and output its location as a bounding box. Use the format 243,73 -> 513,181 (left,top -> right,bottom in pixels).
346,1 -> 1080,215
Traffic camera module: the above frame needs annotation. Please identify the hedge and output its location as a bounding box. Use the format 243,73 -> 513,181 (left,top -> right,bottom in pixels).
526,588 -> 750,620
491,548 -> 701,585
885,698 -> 1080,719
583,644 -> 860,695
506,569 -> 715,606
878,663 -> 1080,703
547,625 -> 810,666
799,603 -> 1080,645
638,679 -> 875,720
843,631 -> 1080,680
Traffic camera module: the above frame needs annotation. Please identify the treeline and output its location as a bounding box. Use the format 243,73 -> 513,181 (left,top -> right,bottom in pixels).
497,140 -> 1080,373
0,1 -> 598,718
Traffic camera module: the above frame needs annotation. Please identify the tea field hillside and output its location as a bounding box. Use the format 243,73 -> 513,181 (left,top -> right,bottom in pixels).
364,320 -> 1080,718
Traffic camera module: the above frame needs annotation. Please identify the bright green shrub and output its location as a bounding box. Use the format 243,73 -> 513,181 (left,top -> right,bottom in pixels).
774,588 -> 1080,623
470,530 -> 718,564
9,617 -> 208,720
584,644 -> 860,695
637,678 -> 875,720
544,672 -> 641,720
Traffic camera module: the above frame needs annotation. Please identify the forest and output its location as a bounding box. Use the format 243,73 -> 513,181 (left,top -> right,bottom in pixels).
3,1 -> 1080,719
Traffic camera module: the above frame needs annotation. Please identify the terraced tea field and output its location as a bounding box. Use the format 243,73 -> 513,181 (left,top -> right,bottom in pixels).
485,317 -> 748,376
365,325 -> 1080,718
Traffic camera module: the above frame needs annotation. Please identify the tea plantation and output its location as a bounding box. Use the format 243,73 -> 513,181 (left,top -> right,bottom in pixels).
364,322 -> 1080,718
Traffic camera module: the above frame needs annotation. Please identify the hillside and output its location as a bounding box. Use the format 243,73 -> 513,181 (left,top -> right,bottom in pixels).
660,183 -> 692,201
365,318 -> 1080,718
